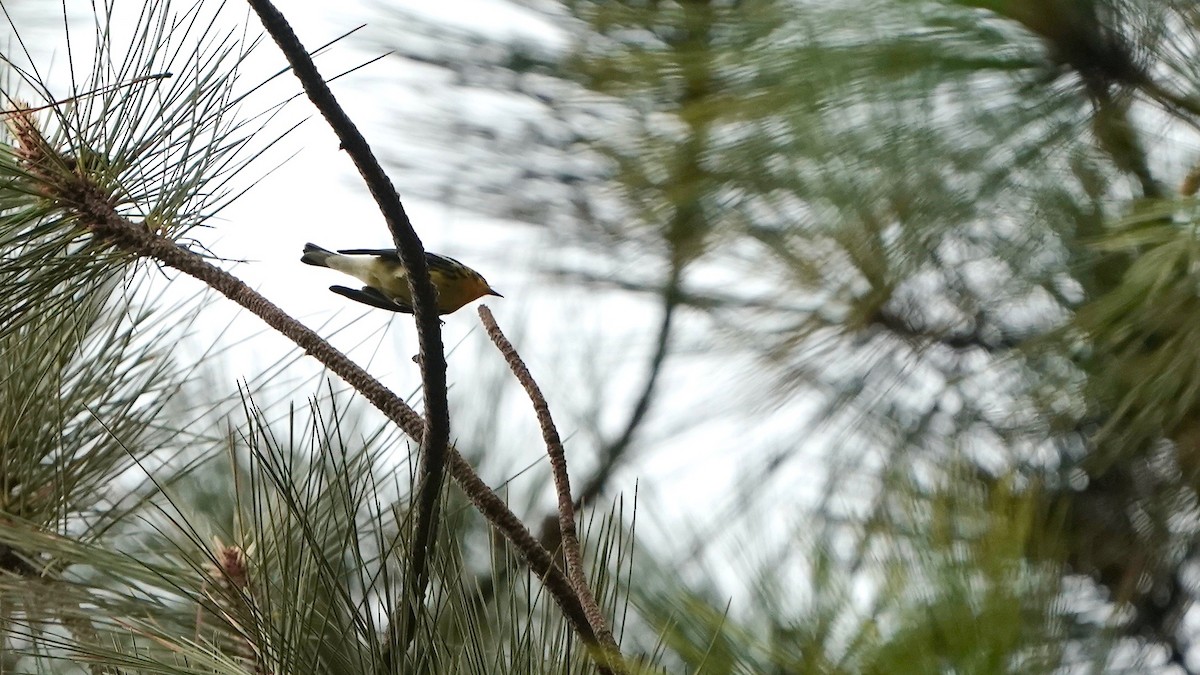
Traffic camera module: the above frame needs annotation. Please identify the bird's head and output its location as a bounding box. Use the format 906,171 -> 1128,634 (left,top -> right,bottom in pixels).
435,271 -> 502,314
472,275 -> 503,301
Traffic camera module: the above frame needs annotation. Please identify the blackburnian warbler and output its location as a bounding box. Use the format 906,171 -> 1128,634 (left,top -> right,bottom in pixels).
301,243 -> 501,315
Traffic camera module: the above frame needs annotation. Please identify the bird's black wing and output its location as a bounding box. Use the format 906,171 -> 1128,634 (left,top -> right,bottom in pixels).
336,248 -> 400,262
329,285 -> 414,314
336,248 -> 469,278
426,252 -> 469,278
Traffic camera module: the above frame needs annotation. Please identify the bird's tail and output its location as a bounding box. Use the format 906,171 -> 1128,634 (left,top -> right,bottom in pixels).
301,243 -> 335,268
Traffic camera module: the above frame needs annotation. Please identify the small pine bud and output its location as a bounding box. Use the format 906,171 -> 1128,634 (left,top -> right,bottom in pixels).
1182,165 -> 1200,196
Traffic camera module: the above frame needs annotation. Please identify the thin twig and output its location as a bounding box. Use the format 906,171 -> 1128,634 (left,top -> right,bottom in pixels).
478,306 -> 625,669
871,307 -> 1024,352
243,0 -> 450,655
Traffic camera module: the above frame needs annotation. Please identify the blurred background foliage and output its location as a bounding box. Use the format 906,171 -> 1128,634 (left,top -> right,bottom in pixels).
372,0 -> 1200,671
7,0 -> 1200,672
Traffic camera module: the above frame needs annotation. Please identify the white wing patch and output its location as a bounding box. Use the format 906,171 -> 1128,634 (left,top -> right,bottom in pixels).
325,254 -> 377,284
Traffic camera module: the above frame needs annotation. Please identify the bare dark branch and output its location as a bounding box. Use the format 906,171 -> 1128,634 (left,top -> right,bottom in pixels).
243,0 -> 450,655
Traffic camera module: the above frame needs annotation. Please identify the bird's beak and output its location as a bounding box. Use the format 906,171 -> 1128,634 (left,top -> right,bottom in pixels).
487,288 -> 503,298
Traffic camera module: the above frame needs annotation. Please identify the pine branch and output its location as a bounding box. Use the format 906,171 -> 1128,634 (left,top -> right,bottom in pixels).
479,306 -> 625,671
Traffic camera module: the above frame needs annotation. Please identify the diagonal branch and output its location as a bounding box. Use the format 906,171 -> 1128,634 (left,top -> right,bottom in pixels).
244,0 -> 450,653
478,306 -> 624,669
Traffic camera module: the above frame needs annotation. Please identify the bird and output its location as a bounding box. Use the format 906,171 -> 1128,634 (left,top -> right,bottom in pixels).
300,243 -> 501,315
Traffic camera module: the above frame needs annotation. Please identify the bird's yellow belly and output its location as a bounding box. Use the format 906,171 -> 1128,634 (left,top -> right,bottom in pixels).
370,267 -> 412,304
